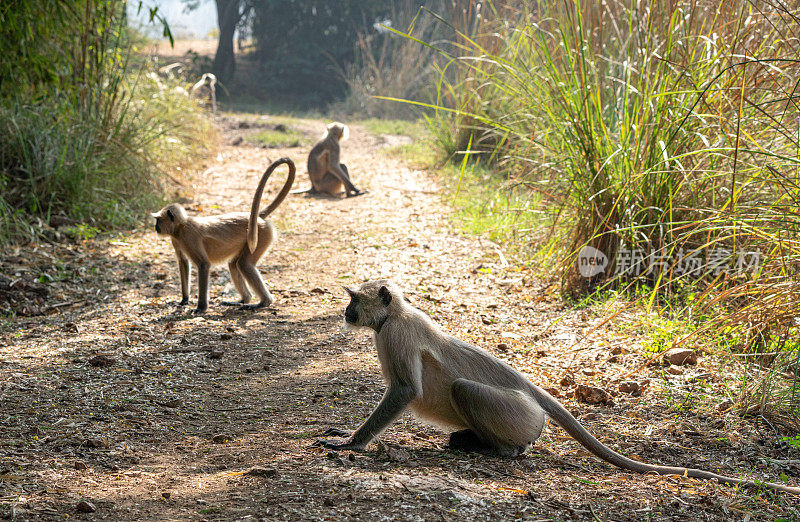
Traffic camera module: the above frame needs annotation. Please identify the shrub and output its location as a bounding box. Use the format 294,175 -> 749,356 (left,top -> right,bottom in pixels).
0,0 -> 214,243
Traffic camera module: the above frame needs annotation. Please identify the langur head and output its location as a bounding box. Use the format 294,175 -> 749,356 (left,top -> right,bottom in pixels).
151,203 -> 187,236
342,279 -> 402,332
191,73 -> 217,94
326,122 -> 349,143
202,72 -> 217,87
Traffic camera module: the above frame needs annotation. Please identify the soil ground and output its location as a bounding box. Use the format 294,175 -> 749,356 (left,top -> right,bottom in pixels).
1,113 -> 798,521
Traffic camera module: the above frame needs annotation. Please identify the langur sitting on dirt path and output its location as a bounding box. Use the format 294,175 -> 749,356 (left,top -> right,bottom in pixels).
190,72 -> 217,113
295,122 -> 364,197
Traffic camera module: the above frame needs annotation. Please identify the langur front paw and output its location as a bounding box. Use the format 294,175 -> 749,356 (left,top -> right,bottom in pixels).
314,428 -> 364,451
322,427 -> 352,438
314,438 -> 366,451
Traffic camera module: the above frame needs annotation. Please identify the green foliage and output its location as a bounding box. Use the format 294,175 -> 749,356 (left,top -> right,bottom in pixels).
1,0 -> 170,97
736,336 -> 800,431
418,0 -> 800,287
357,118 -> 425,138
446,162 -> 540,248
418,3 -> 799,309
247,127 -> 305,148
781,435 -> 800,449
0,0 -> 212,243
338,4 -> 444,119
0,1 -> 75,96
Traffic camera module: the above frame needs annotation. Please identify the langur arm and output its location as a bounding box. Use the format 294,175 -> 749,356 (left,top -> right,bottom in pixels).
317,383 -> 417,450
326,149 -> 361,195
171,239 -> 190,305
177,254 -> 190,305
193,260 -> 210,314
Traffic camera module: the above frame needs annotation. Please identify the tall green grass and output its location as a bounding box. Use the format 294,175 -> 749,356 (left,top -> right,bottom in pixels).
401,0 -> 799,427
0,73 -> 214,241
0,0 -> 212,243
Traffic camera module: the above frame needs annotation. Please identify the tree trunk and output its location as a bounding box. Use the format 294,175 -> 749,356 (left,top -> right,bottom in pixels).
213,0 -> 239,83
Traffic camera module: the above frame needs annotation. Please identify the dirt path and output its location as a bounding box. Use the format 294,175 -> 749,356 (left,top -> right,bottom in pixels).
0,114 -> 797,520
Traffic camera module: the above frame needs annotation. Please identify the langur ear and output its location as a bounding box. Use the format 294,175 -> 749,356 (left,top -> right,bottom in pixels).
343,286 -> 356,298
379,286 -> 392,306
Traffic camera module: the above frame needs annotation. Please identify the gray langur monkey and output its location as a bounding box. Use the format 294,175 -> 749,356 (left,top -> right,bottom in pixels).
151,158 -> 295,314
190,72 -> 217,113
317,279 -> 800,495
158,62 -> 184,78
299,122 -> 364,197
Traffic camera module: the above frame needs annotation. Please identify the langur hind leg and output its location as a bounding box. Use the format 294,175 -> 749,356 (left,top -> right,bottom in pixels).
237,236 -> 274,310
449,378 -> 546,457
221,259 -> 252,306
238,261 -> 274,310
316,172 -> 344,196
322,427 -> 352,438
313,427 -> 355,449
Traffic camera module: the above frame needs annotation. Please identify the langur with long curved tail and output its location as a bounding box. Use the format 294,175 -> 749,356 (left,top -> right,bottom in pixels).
151,158 -> 295,314
318,279 -> 800,496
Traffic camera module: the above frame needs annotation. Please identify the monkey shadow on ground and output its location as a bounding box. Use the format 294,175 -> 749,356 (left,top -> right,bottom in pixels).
148,304 -> 280,324
293,189 -> 369,200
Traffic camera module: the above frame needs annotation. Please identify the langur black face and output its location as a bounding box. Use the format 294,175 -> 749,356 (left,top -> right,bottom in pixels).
151,204 -> 186,236
342,282 -> 395,332
344,287 -> 359,325
152,210 -> 171,235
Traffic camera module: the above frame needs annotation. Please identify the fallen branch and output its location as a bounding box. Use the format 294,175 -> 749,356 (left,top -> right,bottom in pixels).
43,300 -> 84,313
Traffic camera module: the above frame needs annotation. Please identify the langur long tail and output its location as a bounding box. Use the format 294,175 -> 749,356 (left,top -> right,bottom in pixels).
529,385 -> 800,495
247,157 -> 296,253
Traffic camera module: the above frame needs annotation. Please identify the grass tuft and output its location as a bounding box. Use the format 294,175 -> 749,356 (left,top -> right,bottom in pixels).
247,127 -> 305,148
